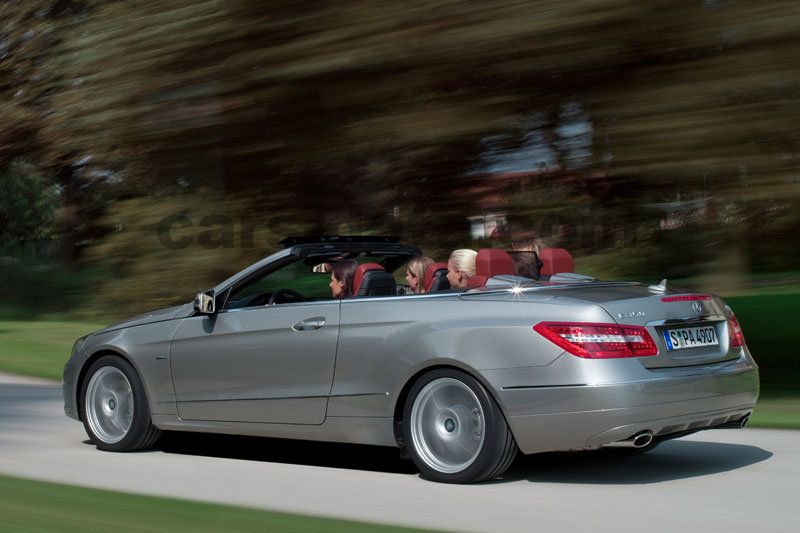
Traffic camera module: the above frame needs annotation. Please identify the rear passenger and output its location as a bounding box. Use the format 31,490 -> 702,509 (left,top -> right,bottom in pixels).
405,256 -> 434,294
509,239 -> 544,280
446,249 -> 477,289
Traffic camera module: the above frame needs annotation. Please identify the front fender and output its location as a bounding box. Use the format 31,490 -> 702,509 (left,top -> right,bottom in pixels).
72,320 -> 182,419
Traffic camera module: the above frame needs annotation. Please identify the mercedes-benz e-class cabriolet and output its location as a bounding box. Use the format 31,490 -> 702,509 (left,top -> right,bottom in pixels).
63,236 -> 759,483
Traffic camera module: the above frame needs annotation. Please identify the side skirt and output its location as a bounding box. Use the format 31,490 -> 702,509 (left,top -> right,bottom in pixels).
151,415 -> 398,448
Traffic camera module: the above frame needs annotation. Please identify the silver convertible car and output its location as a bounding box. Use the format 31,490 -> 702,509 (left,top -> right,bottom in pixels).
63,236 -> 759,483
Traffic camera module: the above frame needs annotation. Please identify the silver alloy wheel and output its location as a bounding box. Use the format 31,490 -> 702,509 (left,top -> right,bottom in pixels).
85,366 -> 134,444
410,377 -> 485,474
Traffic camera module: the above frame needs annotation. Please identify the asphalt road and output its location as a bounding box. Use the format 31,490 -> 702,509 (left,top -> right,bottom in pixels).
1,372 -> 797,533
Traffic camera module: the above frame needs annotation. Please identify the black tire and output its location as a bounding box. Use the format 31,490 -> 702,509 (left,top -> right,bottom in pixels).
80,355 -> 161,452
401,368 -> 518,483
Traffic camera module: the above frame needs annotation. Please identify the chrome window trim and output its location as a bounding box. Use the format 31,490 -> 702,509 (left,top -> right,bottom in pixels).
340,292 -> 462,304
220,298 -> 341,315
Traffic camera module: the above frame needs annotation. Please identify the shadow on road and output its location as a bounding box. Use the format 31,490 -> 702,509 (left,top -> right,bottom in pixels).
505,439 -> 773,484
157,431 -> 772,484
158,432 -> 417,474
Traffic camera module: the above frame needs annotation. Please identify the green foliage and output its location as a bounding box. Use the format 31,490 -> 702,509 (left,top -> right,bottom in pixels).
744,202 -> 800,272
0,256 -> 95,315
1,0 -> 800,314
84,192 -> 312,315
0,161 -> 58,245
574,246 -> 663,281
47,0 -> 800,220
646,226 -> 718,279
726,289 -> 799,394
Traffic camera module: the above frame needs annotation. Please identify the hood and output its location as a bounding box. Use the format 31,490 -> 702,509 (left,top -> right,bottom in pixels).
93,303 -> 190,335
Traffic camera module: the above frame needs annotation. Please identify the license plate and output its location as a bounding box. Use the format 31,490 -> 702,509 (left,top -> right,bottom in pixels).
662,326 -> 719,350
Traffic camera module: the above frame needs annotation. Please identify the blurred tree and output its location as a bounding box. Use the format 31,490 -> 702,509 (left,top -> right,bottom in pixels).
0,0 -> 108,261
47,1 -> 800,205
590,1 -> 800,192
46,1 -> 647,201
0,0 -> 798,311
0,160 -> 58,245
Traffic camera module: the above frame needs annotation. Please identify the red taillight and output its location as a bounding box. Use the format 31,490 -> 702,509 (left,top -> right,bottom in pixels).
533,322 -> 658,359
728,314 -> 746,348
660,294 -> 712,302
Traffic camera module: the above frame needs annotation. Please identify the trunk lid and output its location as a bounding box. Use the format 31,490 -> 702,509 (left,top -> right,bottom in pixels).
550,284 -> 738,368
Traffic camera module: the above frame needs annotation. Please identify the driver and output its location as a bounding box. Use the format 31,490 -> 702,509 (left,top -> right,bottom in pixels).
330,259 -> 359,298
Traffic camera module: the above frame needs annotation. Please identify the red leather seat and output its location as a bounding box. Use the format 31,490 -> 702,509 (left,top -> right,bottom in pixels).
466,275 -> 488,288
423,262 -> 450,292
538,248 -> 575,277
466,249 -> 514,288
352,263 -> 396,296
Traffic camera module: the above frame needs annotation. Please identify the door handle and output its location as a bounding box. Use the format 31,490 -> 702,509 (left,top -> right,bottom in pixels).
292,317 -> 326,331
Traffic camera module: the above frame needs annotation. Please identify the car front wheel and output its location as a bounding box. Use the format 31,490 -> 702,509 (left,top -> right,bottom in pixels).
402,369 -> 518,483
80,355 -> 161,451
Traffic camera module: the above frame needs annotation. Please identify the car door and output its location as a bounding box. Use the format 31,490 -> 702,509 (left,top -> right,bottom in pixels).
169,261 -> 340,425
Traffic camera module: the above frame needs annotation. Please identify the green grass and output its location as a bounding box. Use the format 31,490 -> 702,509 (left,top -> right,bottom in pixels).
750,398 -> 800,429
724,288 -> 799,395
709,287 -> 799,428
0,320 -> 102,380
0,475 -> 436,533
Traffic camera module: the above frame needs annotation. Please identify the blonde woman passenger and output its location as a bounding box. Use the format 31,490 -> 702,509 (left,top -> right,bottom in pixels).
446,248 -> 477,289
405,256 -> 434,294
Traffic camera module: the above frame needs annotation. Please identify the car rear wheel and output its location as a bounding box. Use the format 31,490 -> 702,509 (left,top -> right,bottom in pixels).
402,369 -> 518,483
81,356 -> 161,451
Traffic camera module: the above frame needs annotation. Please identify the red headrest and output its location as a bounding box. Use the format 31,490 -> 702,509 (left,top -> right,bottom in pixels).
539,248 -> 574,276
352,263 -> 384,294
423,262 -> 448,292
466,275 -> 488,288
475,249 -> 514,277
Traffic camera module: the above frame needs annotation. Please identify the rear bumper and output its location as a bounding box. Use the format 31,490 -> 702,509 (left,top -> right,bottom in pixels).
482,355 -> 759,455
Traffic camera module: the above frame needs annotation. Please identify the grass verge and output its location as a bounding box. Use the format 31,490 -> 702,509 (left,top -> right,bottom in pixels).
749,398 -> 800,429
0,320 -> 102,380
725,289 -> 798,393
0,474 -> 437,533
724,287 -> 799,428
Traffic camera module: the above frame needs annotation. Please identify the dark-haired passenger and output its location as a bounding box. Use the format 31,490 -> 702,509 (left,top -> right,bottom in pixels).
510,239 -> 543,280
330,259 -> 359,298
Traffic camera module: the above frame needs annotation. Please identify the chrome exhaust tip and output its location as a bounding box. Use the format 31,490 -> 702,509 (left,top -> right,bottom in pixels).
601,431 -> 654,449
632,432 -> 654,448
716,414 -> 751,429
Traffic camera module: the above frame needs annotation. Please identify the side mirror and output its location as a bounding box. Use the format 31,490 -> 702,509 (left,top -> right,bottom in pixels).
194,290 -> 216,315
